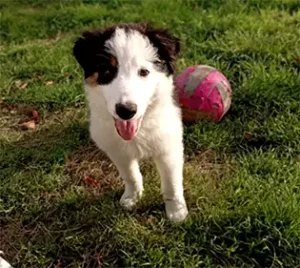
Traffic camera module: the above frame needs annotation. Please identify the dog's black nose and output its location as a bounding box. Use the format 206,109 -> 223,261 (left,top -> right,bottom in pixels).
115,102 -> 137,120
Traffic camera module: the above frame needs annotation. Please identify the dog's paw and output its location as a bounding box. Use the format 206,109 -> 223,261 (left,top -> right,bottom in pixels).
120,190 -> 143,210
165,199 -> 188,222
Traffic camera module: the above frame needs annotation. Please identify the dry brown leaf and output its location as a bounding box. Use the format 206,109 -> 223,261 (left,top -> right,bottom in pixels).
15,80 -> 28,89
45,81 -> 54,86
297,56 -> 300,64
20,82 -> 28,89
54,259 -> 62,268
243,131 -> 253,140
83,177 -> 100,188
21,120 -> 36,130
0,99 -> 3,104
31,109 -> 39,123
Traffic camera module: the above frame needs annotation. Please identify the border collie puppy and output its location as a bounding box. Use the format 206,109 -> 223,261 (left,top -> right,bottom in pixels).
73,23 -> 188,222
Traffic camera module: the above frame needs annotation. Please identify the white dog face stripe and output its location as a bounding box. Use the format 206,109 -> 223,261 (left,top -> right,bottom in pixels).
105,28 -> 159,70
101,28 -> 161,122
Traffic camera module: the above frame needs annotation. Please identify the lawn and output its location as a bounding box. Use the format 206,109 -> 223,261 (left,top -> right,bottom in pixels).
0,0 -> 300,267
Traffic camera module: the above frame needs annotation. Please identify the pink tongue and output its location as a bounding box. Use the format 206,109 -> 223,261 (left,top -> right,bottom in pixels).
115,119 -> 138,140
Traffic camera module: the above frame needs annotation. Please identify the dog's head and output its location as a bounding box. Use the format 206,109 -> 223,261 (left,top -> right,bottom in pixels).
73,23 -> 180,140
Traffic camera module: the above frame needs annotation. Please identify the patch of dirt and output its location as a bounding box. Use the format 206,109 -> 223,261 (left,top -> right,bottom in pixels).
65,143 -> 121,193
0,103 -> 86,145
0,102 -> 39,137
187,149 -> 233,176
184,149 -> 234,206
64,145 -> 233,198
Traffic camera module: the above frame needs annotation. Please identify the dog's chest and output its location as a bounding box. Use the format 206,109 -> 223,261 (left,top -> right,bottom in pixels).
132,126 -> 165,158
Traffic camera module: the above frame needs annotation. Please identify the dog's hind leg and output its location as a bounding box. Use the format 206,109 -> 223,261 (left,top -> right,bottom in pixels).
107,152 -> 143,210
154,153 -> 188,222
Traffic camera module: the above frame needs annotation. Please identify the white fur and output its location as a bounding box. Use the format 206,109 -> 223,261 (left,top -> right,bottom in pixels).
85,28 -> 188,222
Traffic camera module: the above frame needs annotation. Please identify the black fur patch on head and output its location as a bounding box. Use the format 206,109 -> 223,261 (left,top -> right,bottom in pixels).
73,27 -> 118,85
73,23 -> 181,83
146,27 -> 180,75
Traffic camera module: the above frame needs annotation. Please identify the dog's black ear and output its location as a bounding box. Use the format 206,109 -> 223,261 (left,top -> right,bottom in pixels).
73,29 -> 115,77
73,33 -> 88,70
73,31 -> 98,77
146,27 -> 180,75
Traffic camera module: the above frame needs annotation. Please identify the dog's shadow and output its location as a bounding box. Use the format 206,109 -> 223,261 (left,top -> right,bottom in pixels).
2,107 -> 286,267
2,115 -> 173,264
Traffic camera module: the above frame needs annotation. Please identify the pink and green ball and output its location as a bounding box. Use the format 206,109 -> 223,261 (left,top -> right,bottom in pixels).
175,65 -> 232,122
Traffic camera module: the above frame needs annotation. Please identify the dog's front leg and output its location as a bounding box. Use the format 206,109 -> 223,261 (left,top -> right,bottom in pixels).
107,152 -> 143,210
154,153 -> 188,222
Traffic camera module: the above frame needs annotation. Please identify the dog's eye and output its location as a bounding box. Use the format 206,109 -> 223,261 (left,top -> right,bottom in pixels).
138,68 -> 149,77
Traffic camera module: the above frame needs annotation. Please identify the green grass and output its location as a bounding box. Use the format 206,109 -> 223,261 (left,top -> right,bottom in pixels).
1,0 -> 300,267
